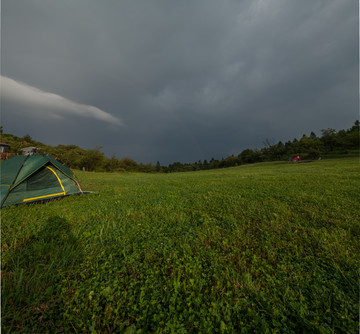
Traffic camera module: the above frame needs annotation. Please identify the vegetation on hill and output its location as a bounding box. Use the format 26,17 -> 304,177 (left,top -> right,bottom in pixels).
2,158 -> 359,333
0,121 -> 359,172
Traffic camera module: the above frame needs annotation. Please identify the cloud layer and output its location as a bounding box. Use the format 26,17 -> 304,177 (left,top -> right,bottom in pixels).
1,0 -> 358,163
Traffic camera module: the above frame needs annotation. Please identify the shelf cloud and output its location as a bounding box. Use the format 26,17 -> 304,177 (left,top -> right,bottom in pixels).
1,76 -> 123,125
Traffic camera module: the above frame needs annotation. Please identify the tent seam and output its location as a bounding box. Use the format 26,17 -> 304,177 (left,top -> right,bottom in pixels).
9,161 -> 50,191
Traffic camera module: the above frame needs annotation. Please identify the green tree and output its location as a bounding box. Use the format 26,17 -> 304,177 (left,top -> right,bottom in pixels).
240,149 -> 262,163
104,154 -> 126,172
220,155 -> 239,167
23,134 -> 33,143
122,158 -> 138,170
202,159 -> 209,170
344,120 -> 360,148
298,135 -> 322,159
155,161 -> 162,172
82,147 -> 106,171
321,128 -> 337,151
54,145 -> 87,169
310,131 -> 317,140
209,158 -> 220,169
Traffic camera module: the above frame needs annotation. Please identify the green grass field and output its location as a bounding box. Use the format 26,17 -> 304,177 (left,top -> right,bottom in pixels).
2,158 -> 359,333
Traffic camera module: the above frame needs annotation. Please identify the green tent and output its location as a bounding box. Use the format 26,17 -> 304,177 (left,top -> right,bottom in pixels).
0,155 -> 83,208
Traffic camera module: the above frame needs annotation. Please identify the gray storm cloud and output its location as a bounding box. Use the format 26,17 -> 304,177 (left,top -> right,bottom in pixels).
1,0 -> 357,163
1,76 -> 123,125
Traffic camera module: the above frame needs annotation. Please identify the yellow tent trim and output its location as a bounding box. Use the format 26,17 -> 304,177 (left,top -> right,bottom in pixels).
23,192 -> 65,202
46,166 -> 66,194
22,166 -> 66,202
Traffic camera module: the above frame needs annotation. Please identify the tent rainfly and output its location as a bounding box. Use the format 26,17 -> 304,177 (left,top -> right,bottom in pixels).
0,155 -> 83,208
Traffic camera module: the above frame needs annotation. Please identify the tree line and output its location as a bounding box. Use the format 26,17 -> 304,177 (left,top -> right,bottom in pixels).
166,121 -> 359,172
0,121 -> 358,173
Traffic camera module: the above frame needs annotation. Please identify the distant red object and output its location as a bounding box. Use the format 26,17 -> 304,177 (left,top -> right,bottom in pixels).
293,155 -> 302,162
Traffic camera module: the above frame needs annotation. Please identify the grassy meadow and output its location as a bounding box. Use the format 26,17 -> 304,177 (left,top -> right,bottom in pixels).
1,157 -> 359,333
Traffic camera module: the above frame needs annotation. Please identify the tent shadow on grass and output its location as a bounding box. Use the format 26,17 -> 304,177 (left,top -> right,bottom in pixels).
2,216 -> 84,332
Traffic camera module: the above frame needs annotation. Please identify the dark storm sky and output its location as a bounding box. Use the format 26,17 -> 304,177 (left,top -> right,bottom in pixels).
1,0 -> 358,164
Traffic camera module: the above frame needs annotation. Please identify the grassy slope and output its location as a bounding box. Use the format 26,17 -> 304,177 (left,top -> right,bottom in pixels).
2,158 -> 359,333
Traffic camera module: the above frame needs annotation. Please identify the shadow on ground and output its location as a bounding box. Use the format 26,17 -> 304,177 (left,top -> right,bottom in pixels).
2,216 -> 83,333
